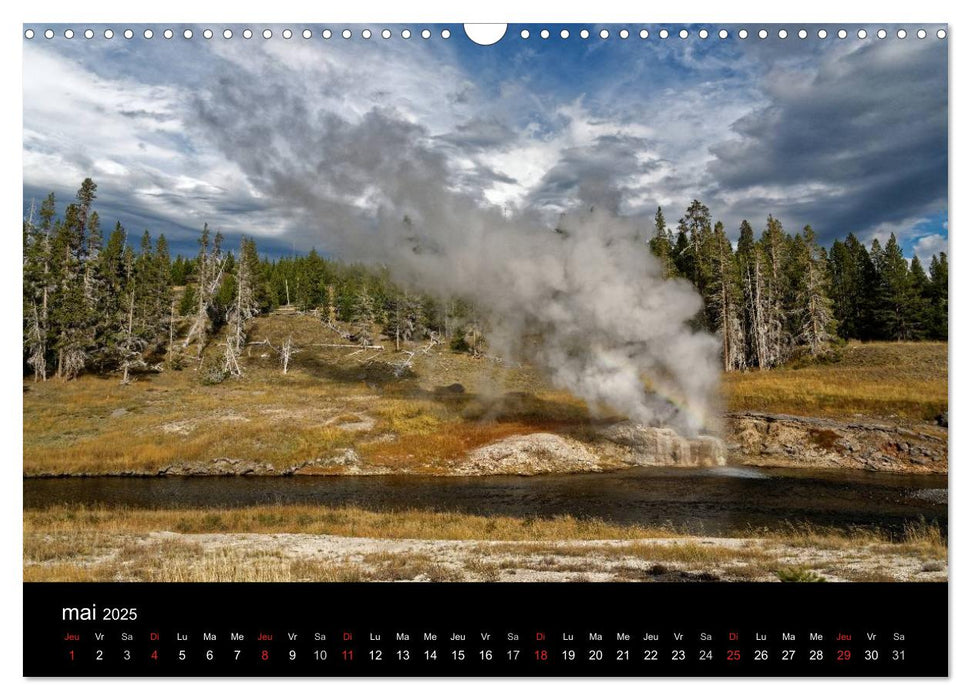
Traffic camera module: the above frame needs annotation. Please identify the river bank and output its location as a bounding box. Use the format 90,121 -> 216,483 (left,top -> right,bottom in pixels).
23,503 -> 947,584
22,409 -> 945,478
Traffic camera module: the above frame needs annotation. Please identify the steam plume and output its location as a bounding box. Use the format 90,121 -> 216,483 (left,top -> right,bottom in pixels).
191,61 -> 721,435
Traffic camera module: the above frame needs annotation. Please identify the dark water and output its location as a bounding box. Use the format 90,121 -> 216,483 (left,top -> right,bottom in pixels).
23,466 -> 947,537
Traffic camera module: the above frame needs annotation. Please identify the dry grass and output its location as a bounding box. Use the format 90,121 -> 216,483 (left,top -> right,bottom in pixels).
24,504 -> 674,541
23,313 -> 592,475
23,504 -> 946,583
723,341 -> 947,420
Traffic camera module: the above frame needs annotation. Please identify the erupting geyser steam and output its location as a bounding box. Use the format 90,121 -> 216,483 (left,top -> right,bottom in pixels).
193,66 -> 721,436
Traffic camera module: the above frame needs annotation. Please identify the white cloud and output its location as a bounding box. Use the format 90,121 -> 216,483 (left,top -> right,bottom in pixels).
912,233 -> 948,265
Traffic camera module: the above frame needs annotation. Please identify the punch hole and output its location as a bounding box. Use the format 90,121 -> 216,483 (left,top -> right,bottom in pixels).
163,29 -> 173,39
620,29 -> 630,39
837,29 -> 847,39
758,29 -> 768,40
401,29 -> 411,39
242,29 -> 253,39
24,28 -> 34,39
441,29 -> 451,39
600,29 -> 610,39
540,29 -> 550,39
303,29 -> 313,39
738,29 -> 748,39
580,29 -> 590,39
659,29 -> 669,39
639,29 -> 649,39
203,29 -> 213,39
282,29 -> 293,39
937,29 -> 946,39
362,29 -> 372,39
463,24 -> 507,46
560,29 -> 569,39
382,29 -> 392,39
44,29 -> 54,39
84,29 -> 94,39
698,29 -> 708,39
322,29 -> 332,39
183,29 -> 193,39
223,29 -> 233,39
124,29 -> 133,39
778,29 -> 788,39
64,29 -> 75,39
718,29 -> 728,39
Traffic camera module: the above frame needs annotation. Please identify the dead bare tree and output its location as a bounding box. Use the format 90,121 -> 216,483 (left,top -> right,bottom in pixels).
281,335 -> 295,374
182,225 -> 225,358
222,236 -> 261,378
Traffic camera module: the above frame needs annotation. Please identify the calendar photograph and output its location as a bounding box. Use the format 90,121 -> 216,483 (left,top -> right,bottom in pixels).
23,23 -> 947,591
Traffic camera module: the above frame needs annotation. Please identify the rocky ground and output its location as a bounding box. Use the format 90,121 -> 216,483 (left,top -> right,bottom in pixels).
727,412 -> 947,473
126,413 -> 946,477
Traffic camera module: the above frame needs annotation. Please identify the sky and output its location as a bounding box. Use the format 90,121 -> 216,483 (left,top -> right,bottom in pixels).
22,23 -> 948,262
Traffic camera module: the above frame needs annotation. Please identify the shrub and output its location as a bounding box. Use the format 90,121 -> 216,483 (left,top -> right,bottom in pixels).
776,566 -> 826,582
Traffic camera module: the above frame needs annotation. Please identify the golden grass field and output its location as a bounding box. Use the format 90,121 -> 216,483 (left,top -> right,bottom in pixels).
723,341 -> 948,421
23,311 -> 947,476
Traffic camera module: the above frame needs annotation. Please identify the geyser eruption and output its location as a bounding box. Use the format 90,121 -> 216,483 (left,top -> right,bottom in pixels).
192,63 -> 722,435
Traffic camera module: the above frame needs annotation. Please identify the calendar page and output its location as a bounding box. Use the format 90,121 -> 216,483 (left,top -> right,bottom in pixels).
21,21 -> 948,677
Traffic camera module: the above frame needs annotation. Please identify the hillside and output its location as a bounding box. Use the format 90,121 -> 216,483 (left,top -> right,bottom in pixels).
23,311 -> 947,476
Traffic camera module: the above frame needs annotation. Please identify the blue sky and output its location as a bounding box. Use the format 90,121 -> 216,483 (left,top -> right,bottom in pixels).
23,23 -> 948,262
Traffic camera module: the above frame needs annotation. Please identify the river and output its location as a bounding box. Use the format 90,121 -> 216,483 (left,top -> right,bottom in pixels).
23,466 -> 947,537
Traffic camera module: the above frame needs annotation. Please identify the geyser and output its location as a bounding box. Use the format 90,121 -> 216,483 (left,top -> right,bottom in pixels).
192,60 -> 722,435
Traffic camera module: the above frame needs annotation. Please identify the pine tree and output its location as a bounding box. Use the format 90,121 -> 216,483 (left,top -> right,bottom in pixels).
851,234 -> 881,340
737,220 -> 770,368
927,252 -> 948,340
792,226 -> 835,355
117,243 -> 146,384
759,215 -> 789,365
827,237 -> 859,339
51,180 -> 99,378
675,200 -> 713,293
648,206 -> 675,277
707,221 -> 744,370
23,193 -> 56,380
350,284 -> 377,347
874,234 -> 920,340
909,255 -> 931,339
385,289 -> 427,350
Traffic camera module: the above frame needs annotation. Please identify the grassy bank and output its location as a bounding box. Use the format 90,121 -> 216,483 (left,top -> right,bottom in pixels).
23,504 -> 946,583
723,341 -> 947,421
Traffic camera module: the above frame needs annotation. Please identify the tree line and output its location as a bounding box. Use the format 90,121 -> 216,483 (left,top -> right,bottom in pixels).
23,180 -> 947,382
648,200 -> 947,370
